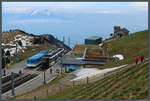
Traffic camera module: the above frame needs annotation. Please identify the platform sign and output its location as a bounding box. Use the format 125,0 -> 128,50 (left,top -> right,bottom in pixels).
8,63 -> 11,69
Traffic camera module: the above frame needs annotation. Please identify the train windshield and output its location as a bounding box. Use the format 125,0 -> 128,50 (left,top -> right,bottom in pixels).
27,59 -> 39,63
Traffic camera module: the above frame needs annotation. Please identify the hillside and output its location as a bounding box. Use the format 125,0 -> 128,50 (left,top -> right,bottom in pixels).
13,30 -> 148,100
101,30 -> 148,68
2,29 -> 34,44
46,30 -> 148,99
2,29 -> 70,64
41,34 -> 71,51
2,29 -> 35,56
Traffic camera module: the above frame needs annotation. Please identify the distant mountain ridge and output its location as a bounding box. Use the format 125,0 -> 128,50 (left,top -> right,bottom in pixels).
41,34 -> 71,51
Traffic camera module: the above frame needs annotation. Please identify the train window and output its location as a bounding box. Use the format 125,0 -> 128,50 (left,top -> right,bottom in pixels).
28,60 -> 35,63
27,60 -> 32,63
35,60 -> 38,62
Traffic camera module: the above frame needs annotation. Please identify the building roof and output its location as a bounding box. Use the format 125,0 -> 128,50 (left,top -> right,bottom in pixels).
85,48 -> 103,57
85,36 -> 102,40
84,56 -> 116,61
122,28 -> 129,32
114,26 -> 120,28
84,48 -> 116,61
116,31 -> 125,34
62,59 -> 106,65
71,44 -> 99,54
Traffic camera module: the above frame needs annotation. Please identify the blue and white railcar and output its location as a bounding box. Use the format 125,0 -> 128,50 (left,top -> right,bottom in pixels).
26,51 -> 49,67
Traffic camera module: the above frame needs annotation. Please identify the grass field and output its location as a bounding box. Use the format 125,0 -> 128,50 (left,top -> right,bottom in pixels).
46,30 -> 148,99
97,30 -> 148,69
48,61 -> 148,99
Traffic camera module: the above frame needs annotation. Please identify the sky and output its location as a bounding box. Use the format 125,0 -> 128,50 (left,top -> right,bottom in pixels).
2,2 -> 148,47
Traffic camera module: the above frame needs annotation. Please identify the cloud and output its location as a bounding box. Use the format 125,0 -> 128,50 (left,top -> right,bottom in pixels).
2,2 -> 147,16
129,2 -> 148,7
10,19 -> 74,24
3,7 -> 30,14
99,10 -> 121,14
129,2 -> 148,11
30,10 -> 39,16
30,9 -> 51,16
2,2 -> 123,15
3,6 -> 121,15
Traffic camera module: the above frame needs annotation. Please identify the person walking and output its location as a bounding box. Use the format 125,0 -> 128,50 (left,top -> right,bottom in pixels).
19,70 -> 22,76
140,55 -> 144,63
3,69 -> 6,76
136,56 -> 138,65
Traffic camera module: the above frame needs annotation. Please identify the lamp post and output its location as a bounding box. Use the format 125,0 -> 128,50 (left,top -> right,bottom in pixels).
60,59 -> 62,74
4,54 -> 6,69
44,71 -> 46,84
11,72 -> 15,96
16,43 -> 18,63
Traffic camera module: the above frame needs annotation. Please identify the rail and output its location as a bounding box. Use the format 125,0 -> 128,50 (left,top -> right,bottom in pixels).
2,73 -> 19,84
2,74 -> 37,94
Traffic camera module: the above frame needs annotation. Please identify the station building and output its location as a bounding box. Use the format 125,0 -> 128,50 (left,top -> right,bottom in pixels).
85,36 -> 102,45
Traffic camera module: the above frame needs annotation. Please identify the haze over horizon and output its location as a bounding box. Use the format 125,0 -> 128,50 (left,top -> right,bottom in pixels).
2,2 -> 148,47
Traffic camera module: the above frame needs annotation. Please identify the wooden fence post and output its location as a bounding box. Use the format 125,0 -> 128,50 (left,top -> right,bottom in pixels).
59,85 -> 61,92
87,77 -> 89,84
44,72 -> 46,84
34,96 -> 37,99
46,89 -> 49,97
73,80 -> 75,87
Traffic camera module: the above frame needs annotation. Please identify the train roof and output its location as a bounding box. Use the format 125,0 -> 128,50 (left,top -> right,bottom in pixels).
27,50 -> 52,60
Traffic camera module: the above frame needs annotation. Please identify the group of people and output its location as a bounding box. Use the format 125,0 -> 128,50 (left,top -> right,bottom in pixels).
136,55 -> 144,65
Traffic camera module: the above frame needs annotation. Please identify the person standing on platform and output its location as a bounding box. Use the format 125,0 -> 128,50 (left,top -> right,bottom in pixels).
136,56 -> 139,65
140,55 -> 144,63
3,69 -> 6,76
19,70 -> 22,76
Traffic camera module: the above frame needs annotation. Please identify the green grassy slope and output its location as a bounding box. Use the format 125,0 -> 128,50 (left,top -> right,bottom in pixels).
47,61 -> 148,99
107,30 -> 148,58
46,30 -> 148,99
100,30 -> 148,69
